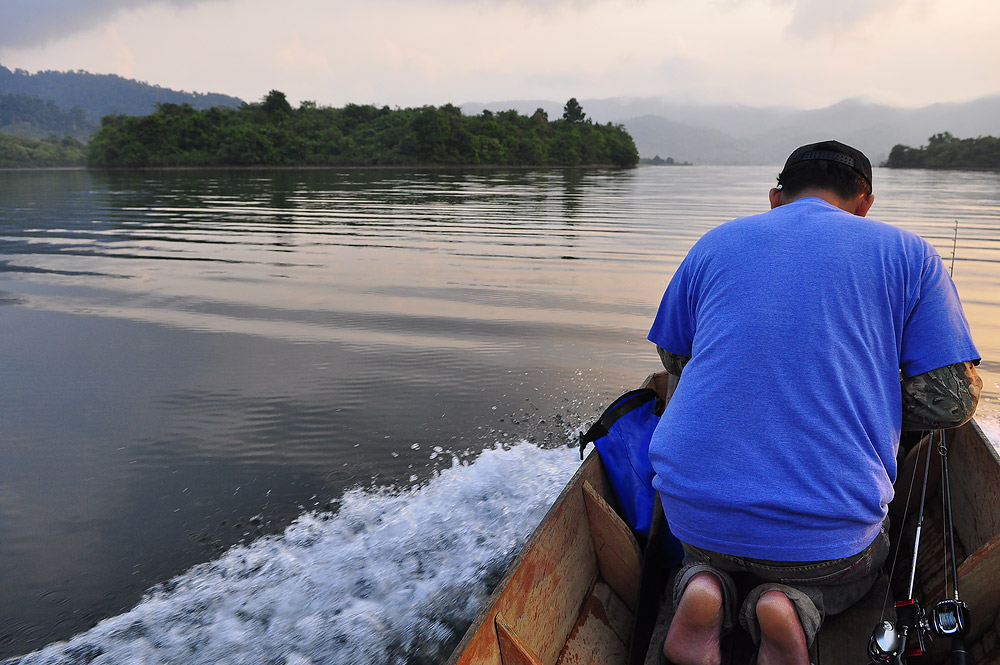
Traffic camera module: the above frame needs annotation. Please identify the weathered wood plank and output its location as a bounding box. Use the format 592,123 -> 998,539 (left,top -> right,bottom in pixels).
957,532 -> 1000,642
447,453 -> 606,665
556,582 -> 631,665
642,371 -> 677,404
583,480 -> 643,612
593,580 -> 635,645
949,420 -> 1000,555
496,613 -> 543,665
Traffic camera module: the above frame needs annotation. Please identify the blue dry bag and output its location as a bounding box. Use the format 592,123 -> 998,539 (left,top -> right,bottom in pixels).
579,388 -> 663,538
579,387 -> 683,565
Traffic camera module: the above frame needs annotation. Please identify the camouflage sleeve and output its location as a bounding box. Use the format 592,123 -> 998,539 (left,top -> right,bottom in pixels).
657,345 -> 691,376
901,361 -> 982,431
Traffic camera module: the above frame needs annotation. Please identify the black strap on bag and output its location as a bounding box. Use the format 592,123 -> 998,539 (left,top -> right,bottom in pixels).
578,388 -> 663,539
578,388 -> 663,459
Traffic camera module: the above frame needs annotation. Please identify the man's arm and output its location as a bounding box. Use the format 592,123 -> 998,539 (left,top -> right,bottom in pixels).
657,345 -> 690,376
901,361 -> 982,431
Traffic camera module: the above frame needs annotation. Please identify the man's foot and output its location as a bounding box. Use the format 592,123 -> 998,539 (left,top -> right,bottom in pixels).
662,572 -> 724,665
756,591 -> 809,665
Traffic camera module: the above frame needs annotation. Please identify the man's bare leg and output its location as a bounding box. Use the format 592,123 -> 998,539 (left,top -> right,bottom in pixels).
756,591 -> 809,665
662,572 -> 723,665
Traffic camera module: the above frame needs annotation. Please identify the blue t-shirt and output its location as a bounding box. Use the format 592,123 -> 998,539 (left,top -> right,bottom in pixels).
648,197 -> 980,561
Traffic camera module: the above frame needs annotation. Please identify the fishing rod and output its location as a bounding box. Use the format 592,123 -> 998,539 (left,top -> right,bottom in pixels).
950,220 -> 959,277
868,431 -> 933,663
931,428 -> 972,664
868,429 -> 972,664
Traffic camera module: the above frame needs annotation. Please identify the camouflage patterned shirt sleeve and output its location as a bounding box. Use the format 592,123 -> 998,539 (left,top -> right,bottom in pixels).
901,361 -> 982,431
657,345 -> 690,376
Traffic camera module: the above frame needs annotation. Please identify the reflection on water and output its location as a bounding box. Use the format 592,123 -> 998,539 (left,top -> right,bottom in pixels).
1,166 -> 998,659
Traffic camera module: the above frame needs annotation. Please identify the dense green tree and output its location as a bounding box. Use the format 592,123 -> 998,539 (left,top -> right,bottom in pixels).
562,98 -> 586,123
885,133 -> 1000,170
262,90 -> 293,119
0,131 -> 86,166
85,91 -> 639,168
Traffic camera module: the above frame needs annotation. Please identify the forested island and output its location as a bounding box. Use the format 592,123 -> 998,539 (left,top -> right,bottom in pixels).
86,92 -> 639,168
885,132 -> 1000,170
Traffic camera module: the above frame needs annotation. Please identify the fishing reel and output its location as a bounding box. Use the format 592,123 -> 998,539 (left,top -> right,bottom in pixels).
869,429 -> 973,664
868,598 -> 971,664
869,599 -> 927,664
930,599 -> 970,637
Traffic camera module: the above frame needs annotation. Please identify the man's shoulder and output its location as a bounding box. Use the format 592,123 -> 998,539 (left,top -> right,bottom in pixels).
860,215 -> 939,257
698,198 -> 935,256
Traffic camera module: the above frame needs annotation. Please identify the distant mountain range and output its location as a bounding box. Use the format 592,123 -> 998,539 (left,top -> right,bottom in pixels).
2,64 -> 997,165
462,96 -> 1000,165
0,64 -> 243,138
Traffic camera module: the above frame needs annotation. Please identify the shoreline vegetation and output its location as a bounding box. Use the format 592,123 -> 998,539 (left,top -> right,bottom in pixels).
641,155 -> 692,166
884,132 -> 1000,170
0,131 -> 86,167
85,92 -> 639,169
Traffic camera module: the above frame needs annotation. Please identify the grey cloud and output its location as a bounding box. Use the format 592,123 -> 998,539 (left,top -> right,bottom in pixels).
0,0 -> 651,51
0,0 -> 218,49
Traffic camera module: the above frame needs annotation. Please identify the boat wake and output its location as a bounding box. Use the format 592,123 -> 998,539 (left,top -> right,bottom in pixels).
4,443 -> 581,665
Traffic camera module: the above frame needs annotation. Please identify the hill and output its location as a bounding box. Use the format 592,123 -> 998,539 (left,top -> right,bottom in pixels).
0,65 -> 243,130
0,92 -> 96,140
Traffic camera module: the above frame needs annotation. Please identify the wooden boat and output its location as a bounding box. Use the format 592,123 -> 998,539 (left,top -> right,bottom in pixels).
446,372 -> 1000,665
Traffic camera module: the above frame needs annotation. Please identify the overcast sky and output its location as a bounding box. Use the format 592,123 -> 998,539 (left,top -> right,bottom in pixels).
1,0 -> 998,110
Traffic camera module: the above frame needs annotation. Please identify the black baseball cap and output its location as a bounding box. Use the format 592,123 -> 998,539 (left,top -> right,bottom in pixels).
781,140 -> 873,191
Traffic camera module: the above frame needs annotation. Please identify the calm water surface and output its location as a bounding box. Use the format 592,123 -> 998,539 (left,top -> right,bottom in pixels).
1,166 -> 998,663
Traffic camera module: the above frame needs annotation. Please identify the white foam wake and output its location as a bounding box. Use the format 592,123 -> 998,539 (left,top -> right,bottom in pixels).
6,443 -> 581,665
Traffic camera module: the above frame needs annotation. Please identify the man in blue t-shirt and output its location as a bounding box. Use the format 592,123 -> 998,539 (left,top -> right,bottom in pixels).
649,141 -> 981,665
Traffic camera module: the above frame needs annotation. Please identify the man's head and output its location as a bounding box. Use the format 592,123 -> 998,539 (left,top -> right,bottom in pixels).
770,140 -> 875,216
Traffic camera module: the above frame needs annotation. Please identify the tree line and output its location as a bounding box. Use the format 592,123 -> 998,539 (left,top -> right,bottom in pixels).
0,132 -> 86,167
884,132 -> 1000,170
86,92 -> 639,168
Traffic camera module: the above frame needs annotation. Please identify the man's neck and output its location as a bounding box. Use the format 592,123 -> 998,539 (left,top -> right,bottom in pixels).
769,187 -> 874,217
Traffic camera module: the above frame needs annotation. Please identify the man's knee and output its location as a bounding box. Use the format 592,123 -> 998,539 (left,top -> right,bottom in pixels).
741,584 -> 823,647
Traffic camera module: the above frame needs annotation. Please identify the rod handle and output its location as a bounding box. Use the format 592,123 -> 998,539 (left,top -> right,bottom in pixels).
951,634 -> 971,665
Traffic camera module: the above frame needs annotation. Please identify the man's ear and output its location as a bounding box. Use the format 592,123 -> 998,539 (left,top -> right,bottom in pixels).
769,187 -> 783,209
854,193 -> 875,217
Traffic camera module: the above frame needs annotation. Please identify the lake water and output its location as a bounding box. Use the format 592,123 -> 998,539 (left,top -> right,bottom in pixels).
1,166 -> 998,663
